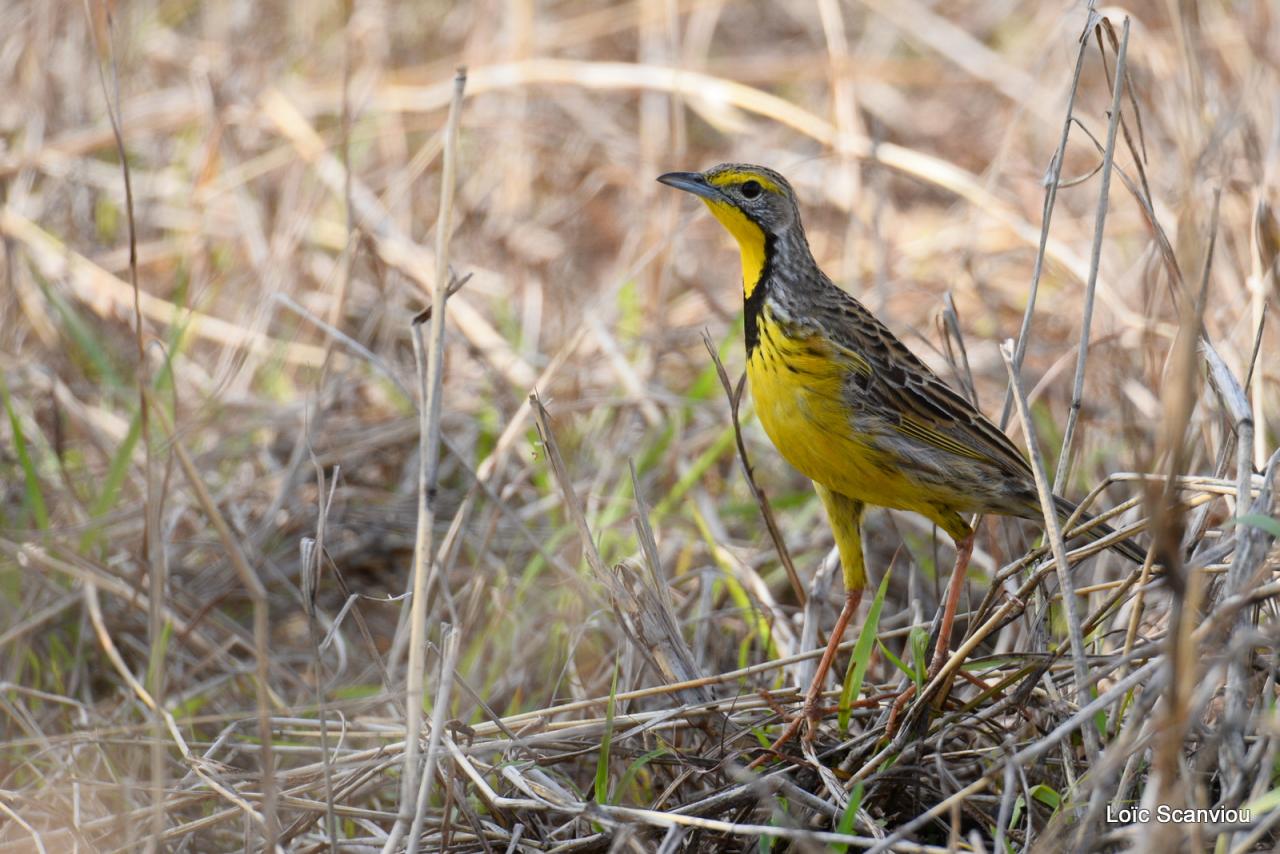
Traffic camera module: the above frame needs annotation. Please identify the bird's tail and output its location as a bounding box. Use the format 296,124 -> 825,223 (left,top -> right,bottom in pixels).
1052,495 -> 1147,565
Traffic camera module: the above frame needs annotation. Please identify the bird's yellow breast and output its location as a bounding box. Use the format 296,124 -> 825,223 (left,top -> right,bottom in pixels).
747,305 -> 932,512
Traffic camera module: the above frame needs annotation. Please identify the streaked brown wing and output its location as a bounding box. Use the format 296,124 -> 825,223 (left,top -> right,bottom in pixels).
810,282 -> 1036,486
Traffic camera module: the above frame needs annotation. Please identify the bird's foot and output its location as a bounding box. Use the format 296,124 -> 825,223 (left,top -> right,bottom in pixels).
885,684 -> 917,739
748,686 -> 825,768
748,587 -> 865,768
753,689 -> 892,768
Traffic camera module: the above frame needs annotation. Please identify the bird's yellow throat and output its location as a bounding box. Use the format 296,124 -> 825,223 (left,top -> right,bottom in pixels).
699,198 -> 769,299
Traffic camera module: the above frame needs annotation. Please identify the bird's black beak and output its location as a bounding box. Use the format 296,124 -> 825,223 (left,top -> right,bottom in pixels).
657,171 -> 720,201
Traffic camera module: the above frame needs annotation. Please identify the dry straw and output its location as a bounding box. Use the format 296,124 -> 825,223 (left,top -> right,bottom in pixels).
1,2 -> 1278,852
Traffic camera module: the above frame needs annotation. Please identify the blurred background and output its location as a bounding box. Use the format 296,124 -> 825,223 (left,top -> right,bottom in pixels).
2,0 -> 1278,850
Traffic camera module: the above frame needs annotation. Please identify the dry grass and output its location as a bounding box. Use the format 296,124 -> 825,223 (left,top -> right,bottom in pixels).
2,1 -> 1279,851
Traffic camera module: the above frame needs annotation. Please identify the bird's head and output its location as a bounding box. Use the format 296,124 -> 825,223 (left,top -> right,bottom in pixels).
658,163 -> 805,294
657,163 -> 800,241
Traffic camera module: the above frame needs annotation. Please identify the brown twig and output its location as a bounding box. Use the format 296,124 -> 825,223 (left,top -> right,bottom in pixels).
701,331 -> 805,606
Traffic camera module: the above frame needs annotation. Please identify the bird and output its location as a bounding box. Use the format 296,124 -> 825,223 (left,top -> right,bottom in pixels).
658,163 -> 1144,752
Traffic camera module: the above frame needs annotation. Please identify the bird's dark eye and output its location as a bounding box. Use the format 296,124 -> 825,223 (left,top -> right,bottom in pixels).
740,180 -> 762,199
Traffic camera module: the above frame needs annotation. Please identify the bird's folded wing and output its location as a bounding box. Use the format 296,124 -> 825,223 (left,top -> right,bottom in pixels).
816,290 -> 1035,484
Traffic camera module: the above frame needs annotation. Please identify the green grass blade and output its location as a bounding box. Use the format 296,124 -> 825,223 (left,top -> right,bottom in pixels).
833,782 -> 865,853
692,506 -> 775,658
1233,513 -> 1280,538
145,619 -> 173,697
1029,783 -> 1061,812
612,747 -> 668,805
594,652 -> 621,807
838,567 -> 892,730
37,277 -> 124,389
876,637 -> 908,676
78,328 -> 183,553
652,423 -> 737,519
1243,786 -> 1280,814
908,625 -> 929,689
78,405 -> 143,553
1,374 -> 50,530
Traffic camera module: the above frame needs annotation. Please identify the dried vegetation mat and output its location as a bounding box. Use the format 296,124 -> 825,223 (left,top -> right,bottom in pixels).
2,1 -> 1280,852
